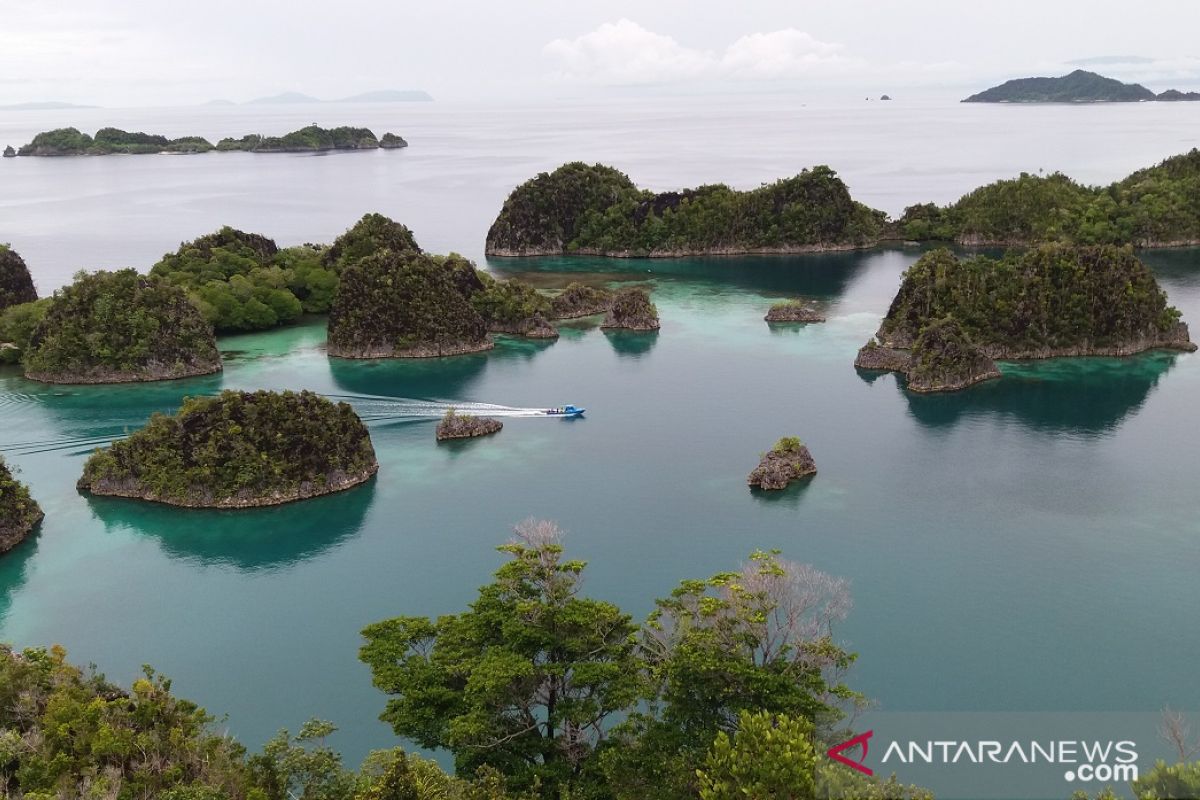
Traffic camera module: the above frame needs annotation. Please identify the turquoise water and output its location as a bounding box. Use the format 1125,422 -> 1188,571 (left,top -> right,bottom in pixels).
2,247 -> 1199,764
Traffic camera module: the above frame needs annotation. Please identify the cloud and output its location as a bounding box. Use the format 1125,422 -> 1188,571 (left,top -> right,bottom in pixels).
543,19 -> 853,84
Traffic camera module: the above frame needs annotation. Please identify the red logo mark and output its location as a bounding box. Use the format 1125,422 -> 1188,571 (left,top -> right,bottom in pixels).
827,730 -> 874,776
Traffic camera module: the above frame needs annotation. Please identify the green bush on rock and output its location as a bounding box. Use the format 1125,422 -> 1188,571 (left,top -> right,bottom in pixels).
24,269 -> 221,383
0,457 -> 42,555
78,390 -> 378,507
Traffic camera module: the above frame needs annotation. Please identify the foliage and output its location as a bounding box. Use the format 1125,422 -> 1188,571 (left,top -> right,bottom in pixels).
602,288 -> 658,329
216,126 -> 382,152
360,520 -> 642,797
0,245 -> 38,311
324,214 -> 422,271
696,711 -> 817,800
963,69 -> 1156,103
327,249 -> 488,356
0,457 -> 42,542
78,390 -> 377,505
879,245 -> 1184,353
487,163 -> 885,255
24,269 -> 219,380
549,284 -> 613,318
0,299 -> 50,364
900,149 -> 1200,246
906,317 -> 997,390
379,133 -> 409,149
151,227 -> 334,332
1130,759 -> 1200,799
773,436 -> 804,453
468,272 -> 551,326
16,127 -> 212,155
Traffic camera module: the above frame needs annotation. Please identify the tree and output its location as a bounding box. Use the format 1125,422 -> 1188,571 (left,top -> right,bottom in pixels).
696,711 -> 817,800
360,521 -> 642,797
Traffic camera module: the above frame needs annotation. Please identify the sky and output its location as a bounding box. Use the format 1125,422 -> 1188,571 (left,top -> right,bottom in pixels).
2,0 -> 1198,107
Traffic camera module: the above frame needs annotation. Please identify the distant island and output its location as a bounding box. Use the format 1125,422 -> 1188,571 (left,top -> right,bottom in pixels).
0,101 -> 97,111
11,124 -> 406,157
856,245 -> 1196,392
963,69 -> 1200,103
244,89 -> 433,104
22,269 -> 221,384
485,162 -> 884,257
78,390 -> 378,508
0,457 -> 42,556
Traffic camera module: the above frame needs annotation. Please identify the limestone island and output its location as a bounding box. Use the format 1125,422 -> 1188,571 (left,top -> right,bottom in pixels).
436,409 -> 503,441
896,149 -> 1200,248
485,162 -> 885,257
963,70 -> 1200,103
14,125 -> 406,156
77,390 -> 378,508
327,249 -> 493,358
0,245 -> 38,312
0,458 -> 43,556
550,283 -> 615,318
2,146 -> 14,158
856,245 -> 1196,392
764,300 -> 825,323
22,269 -> 221,384
747,437 -> 817,490
601,288 -> 660,330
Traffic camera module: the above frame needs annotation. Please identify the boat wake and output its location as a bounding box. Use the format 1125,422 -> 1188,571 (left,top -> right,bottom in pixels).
325,394 -> 565,421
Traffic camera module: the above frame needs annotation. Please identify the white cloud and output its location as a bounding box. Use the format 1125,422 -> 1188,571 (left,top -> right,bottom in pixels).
543,19 -> 853,85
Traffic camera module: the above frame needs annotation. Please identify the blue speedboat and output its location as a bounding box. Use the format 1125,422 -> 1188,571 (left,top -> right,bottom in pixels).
545,404 -> 585,417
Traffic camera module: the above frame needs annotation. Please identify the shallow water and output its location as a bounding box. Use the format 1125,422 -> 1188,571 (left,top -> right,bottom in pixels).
2,97 -> 1200,767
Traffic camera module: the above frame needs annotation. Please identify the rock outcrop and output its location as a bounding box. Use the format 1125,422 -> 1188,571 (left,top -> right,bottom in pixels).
550,283 -> 615,319
78,390 -> 378,508
0,246 -> 38,312
23,269 -> 221,384
764,301 -> 825,323
2,146 -> 14,158
905,318 -> 1002,393
747,437 -> 817,490
0,458 -> 43,556
436,410 -> 503,441
601,288 -> 660,331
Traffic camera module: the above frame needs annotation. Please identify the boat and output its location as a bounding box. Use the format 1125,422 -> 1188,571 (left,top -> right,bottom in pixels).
544,404 -> 585,417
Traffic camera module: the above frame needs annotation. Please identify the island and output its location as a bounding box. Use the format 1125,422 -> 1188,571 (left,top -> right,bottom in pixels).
464,268 -> 559,338
601,288 -> 660,330
0,458 -> 42,556
550,283 -> 615,318
485,162 -> 885,257
324,213 -> 422,269
764,300 -> 825,323
77,390 -> 378,508
896,149 -> 1200,248
14,125 -> 406,156
2,146 -> 14,158
856,245 -> 1195,392
747,437 -> 817,490
151,226 -> 333,332
963,70 -> 1200,103
436,409 -> 503,441
327,249 -> 493,358
22,269 -> 221,384
0,246 -> 38,311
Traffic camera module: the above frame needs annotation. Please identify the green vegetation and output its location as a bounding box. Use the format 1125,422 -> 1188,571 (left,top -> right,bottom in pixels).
963,69 -> 1158,103
215,126 -> 398,153
16,127 -> 214,155
0,457 -> 42,554
0,644 -> 530,800
0,299 -> 50,364
23,269 -> 221,383
0,245 -> 38,311
747,437 -> 818,490
324,213 -> 421,271
898,150 -> 1200,246
905,317 -> 1000,393
150,227 -> 335,332
468,271 -> 555,334
327,250 -> 491,358
877,245 -> 1191,356
601,287 -> 659,330
549,283 -> 614,318
486,162 -> 884,256
78,390 -> 378,507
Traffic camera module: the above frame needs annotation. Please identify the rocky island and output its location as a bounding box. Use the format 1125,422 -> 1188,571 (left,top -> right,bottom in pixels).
601,288 -> 660,330
327,249 -> 493,358
857,245 -> 1195,392
2,146 -> 14,158
764,300 -> 825,323
550,283 -> 615,318
747,437 -> 817,490
486,162 -> 885,257
78,390 -> 378,508
0,458 -> 42,556
23,269 -> 221,384
14,125 -> 406,156
963,70 -> 1200,103
436,409 -> 503,441
323,213 -> 422,270
464,268 -> 560,338
0,245 -> 38,312
897,149 -> 1200,248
